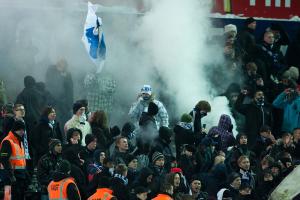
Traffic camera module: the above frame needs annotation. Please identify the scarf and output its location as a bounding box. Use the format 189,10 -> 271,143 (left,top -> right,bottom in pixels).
114,173 -> 128,185
178,122 -> 193,130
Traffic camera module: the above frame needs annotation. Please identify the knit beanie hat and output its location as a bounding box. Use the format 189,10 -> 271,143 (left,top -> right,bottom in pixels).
121,122 -> 135,138
152,151 -> 164,163
57,160 -> 71,174
49,138 -> 61,151
134,186 -> 149,194
282,66 -> 299,81
224,24 -> 237,34
85,134 -> 96,146
148,102 -> 158,116
170,167 -> 182,173
159,126 -> 173,141
73,102 -> 84,114
245,17 -> 255,26
180,113 -> 192,123
111,125 -> 121,138
11,120 -> 26,131
141,85 -> 152,95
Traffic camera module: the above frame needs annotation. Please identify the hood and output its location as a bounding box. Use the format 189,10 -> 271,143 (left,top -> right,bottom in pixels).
217,114 -> 232,131
62,148 -> 81,167
52,171 -> 70,182
138,167 -> 154,183
212,163 -> 227,180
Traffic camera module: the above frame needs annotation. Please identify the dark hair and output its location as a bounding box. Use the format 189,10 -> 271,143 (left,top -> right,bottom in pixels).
195,100 -> 211,112
24,76 -> 36,88
164,173 -> 180,188
41,106 -> 55,118
115,164 -> 128,175
103,157 -> 114,165
66,128 -> 82,144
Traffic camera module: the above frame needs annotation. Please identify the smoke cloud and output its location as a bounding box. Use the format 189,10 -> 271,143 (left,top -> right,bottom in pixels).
0,0 -> 236,134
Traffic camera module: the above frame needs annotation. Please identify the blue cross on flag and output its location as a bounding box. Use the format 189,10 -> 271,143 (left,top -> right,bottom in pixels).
82,2 -> 106,73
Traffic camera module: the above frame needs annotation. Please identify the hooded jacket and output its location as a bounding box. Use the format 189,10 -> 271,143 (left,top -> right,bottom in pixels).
273,91 -> 300,133
208,114 -> 235,151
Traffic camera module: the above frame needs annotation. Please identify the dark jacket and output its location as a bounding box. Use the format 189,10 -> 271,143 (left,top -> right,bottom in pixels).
111,174 -> 130,200
150,138 -> 175,170
32,118 -> 62,165
15,85 -> 43,132
51,172 -> 81,200
207,114 -> 235,151
235,94 -> 273,147
91,123 -> 112,151
226,145 -> 256,172
37,152 -> 63,193
199,163 -> 228,199
174,122 -> 195,158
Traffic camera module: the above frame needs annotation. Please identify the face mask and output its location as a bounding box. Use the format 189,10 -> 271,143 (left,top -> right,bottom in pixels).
200,111 -> 207,118
256,97 -> 264,106
79,114 -> 87,123
143,96 -> 150,101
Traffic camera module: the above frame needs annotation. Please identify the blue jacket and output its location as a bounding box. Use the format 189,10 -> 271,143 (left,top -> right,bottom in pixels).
273,92 -> 300,132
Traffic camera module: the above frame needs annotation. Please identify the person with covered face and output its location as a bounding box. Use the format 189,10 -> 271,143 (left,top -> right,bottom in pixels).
189,100 -> 211,138
235,89 -> 273,148
129,84 -> 169,128
64,102 -> 92,145
207,114 -> 235,152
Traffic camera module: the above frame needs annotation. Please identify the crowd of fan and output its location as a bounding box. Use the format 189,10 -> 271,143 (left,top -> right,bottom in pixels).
1,17 -> 300,200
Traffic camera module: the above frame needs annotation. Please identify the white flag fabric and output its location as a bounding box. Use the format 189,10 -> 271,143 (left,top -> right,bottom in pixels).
82,2 -> 106,73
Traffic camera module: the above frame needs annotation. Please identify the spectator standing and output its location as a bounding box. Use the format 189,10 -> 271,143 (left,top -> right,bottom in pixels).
31,106 -> 62,166
64,102 -> 92,145
129,85 -> 169,128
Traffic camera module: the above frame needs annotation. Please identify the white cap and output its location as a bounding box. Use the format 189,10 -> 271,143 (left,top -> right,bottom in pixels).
224,24 -> 237,35
141,85 -> 152,95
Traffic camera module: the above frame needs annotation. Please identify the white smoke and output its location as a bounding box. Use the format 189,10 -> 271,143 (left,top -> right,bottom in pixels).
135,0 -> 237,134
0,0 -> 236,135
